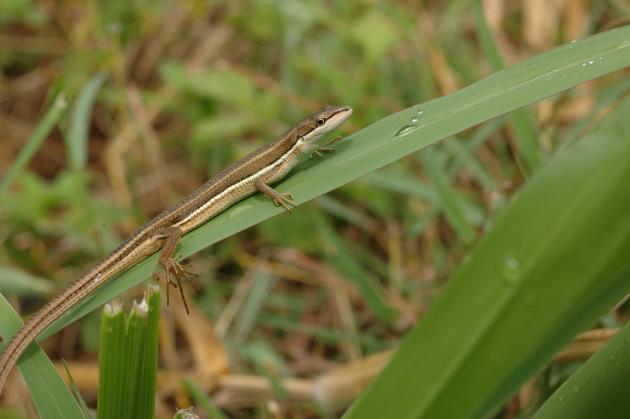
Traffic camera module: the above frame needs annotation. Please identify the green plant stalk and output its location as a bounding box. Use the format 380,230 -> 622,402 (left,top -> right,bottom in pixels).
98,286 -> 159,419
534,320 -> 630,419
0,295 -> 82,419
420,148 -> 475,243
472,1 -> 541,171
0,94 -> 67,194
66,72 -> 107,171
181,379 -> 229,419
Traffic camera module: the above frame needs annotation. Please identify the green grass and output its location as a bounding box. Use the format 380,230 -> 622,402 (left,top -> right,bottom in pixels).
98,286 -> 159,419
27,24 -> 630,341
534,319 -> 630,419
0,295 -> 83,419
1,1 -> 630,418
345,92 -> 630,419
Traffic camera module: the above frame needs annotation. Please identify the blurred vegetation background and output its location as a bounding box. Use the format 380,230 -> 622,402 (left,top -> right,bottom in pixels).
1,0 -> 629,418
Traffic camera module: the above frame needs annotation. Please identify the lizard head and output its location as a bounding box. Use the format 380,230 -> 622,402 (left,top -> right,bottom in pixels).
296,105 -> 353,144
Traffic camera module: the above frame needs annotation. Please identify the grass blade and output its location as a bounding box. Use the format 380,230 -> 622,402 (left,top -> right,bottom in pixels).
0,295 -> 82,419
534,321 -> 630,419
0,94 -> 67,194
0,266 -> 53,296
98,286 -> 159,419
66,73 -> 107,171
343,96 -> 630,418
7,24 -> 630,402
181,379 -> 228,419
472,1 -> 541,171
421,148 -> 475,243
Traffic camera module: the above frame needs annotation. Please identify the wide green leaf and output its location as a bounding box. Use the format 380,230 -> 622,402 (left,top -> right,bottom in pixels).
534,321 -> 630,419
344,92 -> 630,418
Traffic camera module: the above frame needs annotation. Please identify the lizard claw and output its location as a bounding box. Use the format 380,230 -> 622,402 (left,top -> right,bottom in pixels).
154,259 -> 198,314
273,192 -> 296,212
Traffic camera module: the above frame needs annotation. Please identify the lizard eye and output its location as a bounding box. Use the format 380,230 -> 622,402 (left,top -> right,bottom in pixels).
316,118 -> 325,126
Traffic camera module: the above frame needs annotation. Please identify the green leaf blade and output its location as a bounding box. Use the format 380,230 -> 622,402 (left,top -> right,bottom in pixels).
66,72 -> 107,171
26,24 -> 630,343
0,295 -> 83,419
98,287 -> 159,419
343,97 -> 630,419
534,320 -> 630,419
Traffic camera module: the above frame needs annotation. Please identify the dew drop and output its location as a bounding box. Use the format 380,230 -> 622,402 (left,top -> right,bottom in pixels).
395,124 -> 418,137
411,116 -> 419,123
502,256 -> 520,285
506,257 -> 519,270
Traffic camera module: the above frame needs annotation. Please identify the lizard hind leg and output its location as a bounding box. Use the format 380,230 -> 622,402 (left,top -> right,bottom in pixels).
152,226 -> 197,314
255,179 -> 297,212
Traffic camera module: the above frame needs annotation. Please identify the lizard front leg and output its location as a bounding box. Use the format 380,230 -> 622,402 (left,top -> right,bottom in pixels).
312,135 -> 343,156
255,178 -> 297,212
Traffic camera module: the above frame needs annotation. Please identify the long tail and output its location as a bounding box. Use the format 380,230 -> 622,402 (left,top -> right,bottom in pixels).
0,269 -> 102,394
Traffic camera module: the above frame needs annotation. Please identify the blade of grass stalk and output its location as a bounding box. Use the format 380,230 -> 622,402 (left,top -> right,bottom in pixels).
66,72 -> 107,171
361,162 -> 483,225
0,94 -> 67,194
12,23 -> 630,387
61,360 -> 93,418
409,207 -> 440,237
563,76 -> 630,145
344,96 -> 630,419
239,341 -> 289,398
442,136 -> 495,191
534,318 -> 630,419
360,170 -> 437,202
449,116 -> 505,177
473,1 -> 541,172
234,272 -> 276,342
98,286 -> 159,419
134,286 -> 159,416
0,295 -> 83,419
97,303 -> 125,419
181,378 -> 229,419
318,217 -> 395,321
0,266 -> 53,296
317,195 -> 374,231
420,148 -> 476,243
258,317 -> 388,351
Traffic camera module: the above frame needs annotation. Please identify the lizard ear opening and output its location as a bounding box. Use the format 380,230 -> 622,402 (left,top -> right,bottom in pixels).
316,118 -> 325,126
